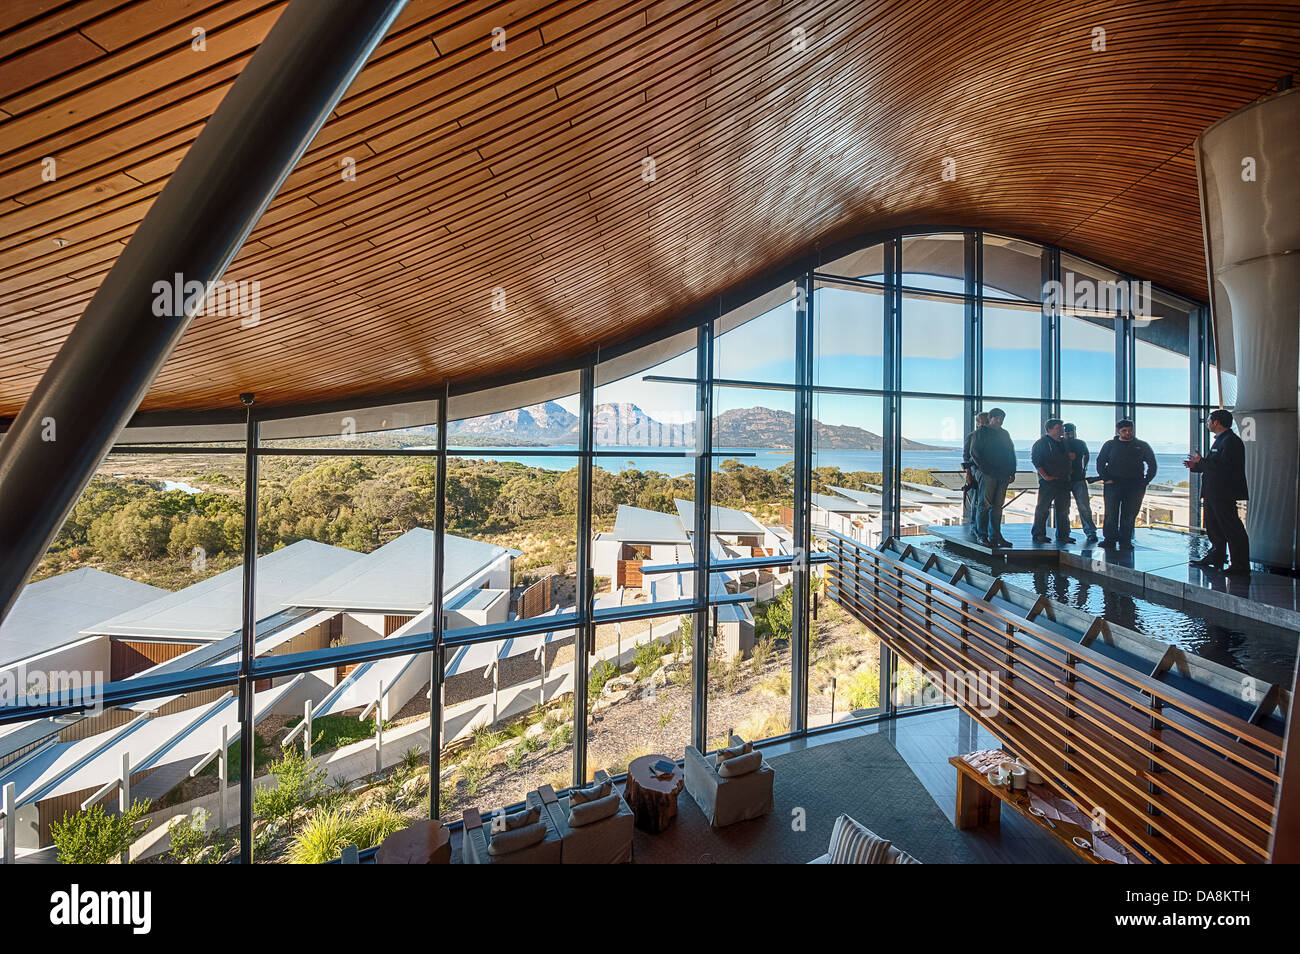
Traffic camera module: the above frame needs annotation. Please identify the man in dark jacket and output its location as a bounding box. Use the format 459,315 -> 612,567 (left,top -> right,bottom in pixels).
1096,418 -> 1158,549
969,407 -> 1016,547
1062,423 -> 1097,542
962,411 -> 990,527
1185,408 -> 1250,575
1031,419 -> 1075,544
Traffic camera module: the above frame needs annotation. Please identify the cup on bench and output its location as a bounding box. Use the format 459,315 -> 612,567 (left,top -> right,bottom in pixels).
1000,761 -> 1027,791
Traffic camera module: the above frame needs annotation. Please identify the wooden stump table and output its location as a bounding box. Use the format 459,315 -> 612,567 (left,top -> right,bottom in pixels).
376,818 -> 451,864
625,754 -> 684,834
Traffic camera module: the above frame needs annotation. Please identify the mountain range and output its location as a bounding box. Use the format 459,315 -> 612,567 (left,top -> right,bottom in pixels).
446,401 -> 942,450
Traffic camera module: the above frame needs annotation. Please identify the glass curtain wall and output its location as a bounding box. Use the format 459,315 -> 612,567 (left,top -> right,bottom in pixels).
0,228 -> 1209,863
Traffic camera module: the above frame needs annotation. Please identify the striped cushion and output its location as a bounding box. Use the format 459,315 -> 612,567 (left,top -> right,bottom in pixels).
827,814 -> 892,864
892,850 -> 922,864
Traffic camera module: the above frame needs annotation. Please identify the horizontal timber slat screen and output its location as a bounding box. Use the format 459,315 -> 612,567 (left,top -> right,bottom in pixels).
825,532 -> 1283,864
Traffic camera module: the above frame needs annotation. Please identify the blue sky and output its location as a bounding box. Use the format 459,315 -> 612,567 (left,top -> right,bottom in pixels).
558,277 -> 1194,451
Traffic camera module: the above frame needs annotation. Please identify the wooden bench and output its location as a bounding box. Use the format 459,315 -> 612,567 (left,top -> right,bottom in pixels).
949,754 -> 1133,864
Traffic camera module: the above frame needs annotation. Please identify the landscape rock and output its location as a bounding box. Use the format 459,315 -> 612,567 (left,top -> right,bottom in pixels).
605,675 -> 636,694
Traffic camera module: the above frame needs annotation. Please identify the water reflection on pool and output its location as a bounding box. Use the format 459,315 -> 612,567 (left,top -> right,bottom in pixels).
920,541 -> 1298,687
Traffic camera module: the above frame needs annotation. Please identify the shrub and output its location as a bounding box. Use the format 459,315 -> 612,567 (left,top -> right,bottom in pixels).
751,635 -> 774,674
351,803 -> 406,849
254,747 -> 326,823
401,746 -> 423,776
736,708 -> 789,742
287,808 -> 355,864
673,616 -> 691,656
548,722 -> 573,753
632,639 -> 667,675
587,660 -> 619,702
506,744 -> 528,770
459,754 -> 490,795
759,670 -> 790,699
657,706 -> 675,729
470,724 -> 505,754
51,798 -> 152,865
167,807 -> 227,864
842,666 -> 881,711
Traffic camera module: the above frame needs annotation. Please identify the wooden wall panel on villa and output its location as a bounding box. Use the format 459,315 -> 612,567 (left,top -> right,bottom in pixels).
109,639 -> 202,682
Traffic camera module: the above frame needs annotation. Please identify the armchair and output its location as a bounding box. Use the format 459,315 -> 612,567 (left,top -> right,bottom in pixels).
540,772 -> 635,864
683,736 -> 775,828
462,789 -> 563,864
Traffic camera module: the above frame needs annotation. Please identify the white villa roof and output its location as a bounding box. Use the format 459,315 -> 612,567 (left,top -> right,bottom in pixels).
291,528 -> 518,613
811,492 -> 875,515
86,540 -> 364,642
610,504 -> 690,544
0,677 -> 301,809
829,485 -> 924,512
674,498 -> 767,535
1,568 -> 164,668
900,480 -> 965,502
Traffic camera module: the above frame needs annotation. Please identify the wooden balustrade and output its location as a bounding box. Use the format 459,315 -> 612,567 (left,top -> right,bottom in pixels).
825,533 -> 1283,864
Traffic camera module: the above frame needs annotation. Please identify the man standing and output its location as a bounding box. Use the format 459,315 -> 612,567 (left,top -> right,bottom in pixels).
969,407 -> 1016,548
1031,419 -> 1075,544
1062,423 -> 1097,543
1096,418 -> 1158,549
1186,409 -> 1250,575
962,411 -> 990,528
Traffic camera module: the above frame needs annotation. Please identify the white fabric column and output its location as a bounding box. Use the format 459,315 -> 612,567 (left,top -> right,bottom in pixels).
1196,86 -> 1300,569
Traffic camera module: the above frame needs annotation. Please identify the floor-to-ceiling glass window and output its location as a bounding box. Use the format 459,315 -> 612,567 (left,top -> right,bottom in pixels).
1,227 -> 1216,864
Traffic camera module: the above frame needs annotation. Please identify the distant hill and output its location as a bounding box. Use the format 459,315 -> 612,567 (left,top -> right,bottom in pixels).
714,407 -> 940,450
446,402 -> 942,451
447,401 -> 578,444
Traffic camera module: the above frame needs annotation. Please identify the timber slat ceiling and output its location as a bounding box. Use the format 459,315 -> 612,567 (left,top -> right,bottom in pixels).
0,0 -> 1297,416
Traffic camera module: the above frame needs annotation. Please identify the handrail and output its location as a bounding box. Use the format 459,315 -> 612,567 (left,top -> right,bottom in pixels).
824,530 -> 1283,864
827,531 -> 1281,756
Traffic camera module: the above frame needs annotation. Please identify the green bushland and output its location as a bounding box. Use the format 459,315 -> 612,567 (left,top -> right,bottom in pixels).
38,455 -> 939,589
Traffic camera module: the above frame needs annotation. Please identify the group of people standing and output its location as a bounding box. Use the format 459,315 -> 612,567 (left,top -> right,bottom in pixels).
961,408 -> 1250,574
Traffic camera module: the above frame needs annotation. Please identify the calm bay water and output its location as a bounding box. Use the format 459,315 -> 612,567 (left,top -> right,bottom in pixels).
450,445 -> 1191,478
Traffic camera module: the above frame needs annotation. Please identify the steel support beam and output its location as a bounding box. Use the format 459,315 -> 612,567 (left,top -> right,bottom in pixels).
691,320 -> 715,752
430,381 -> 448,818
572,364 -> 595,787
882,239 -> 902,540
0,0 -> 408,625
238,399 -> 258,864
790,271 -> 814,734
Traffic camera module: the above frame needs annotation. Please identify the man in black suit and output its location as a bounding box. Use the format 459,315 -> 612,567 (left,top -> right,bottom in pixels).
1185,408 -> 1250,576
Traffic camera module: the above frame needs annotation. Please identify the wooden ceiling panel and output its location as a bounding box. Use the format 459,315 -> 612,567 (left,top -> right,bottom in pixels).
0,0 -> 1297,417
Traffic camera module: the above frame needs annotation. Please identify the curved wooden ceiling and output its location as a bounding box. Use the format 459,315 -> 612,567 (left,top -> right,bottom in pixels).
0,0 -> 1297,417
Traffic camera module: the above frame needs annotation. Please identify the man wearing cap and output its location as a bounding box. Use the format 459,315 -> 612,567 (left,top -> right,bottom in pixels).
1062,423 -> 1097,543
1095,418 -> 1158,549
1185,408 -> 1250,575
1030,419 -> 1075,544
968,407 -> 1016,548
